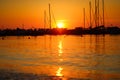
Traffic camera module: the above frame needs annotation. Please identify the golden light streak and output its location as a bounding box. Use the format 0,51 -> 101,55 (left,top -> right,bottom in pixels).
56,67 -> 63,77
58,40 -> 63,56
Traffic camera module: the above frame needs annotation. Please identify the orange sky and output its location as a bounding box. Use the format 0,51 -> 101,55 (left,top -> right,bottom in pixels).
0,0 -> 120,29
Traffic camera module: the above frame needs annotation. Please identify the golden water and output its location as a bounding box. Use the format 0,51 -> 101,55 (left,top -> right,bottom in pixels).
0,35 -> 120,79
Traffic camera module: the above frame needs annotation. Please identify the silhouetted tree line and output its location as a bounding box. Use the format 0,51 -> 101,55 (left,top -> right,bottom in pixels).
0,26 -> 120,36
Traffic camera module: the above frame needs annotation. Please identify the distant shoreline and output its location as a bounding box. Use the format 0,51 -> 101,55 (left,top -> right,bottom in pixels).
0,26 -> 120,36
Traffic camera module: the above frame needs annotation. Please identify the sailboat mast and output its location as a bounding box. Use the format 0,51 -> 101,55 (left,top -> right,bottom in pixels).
95,0 -> 97,27
83,8 -> 85,29
44,10 -> 46,30
98,0 -> 99,27
49,3 -> 51,29
102,0 -> 105,27
89,1 -> 92,29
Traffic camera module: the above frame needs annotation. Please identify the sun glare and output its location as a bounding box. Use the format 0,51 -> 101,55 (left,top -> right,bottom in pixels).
57,22 -> 64,28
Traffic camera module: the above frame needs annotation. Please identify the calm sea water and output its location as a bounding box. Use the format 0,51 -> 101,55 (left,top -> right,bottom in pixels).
0,35 -> 120,79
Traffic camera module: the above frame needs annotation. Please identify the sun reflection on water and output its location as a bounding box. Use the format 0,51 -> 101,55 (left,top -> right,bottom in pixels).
58,40 -> 63,56
58,39 -> 64,62
56,67 -> 63,77
56,37 -> 64,77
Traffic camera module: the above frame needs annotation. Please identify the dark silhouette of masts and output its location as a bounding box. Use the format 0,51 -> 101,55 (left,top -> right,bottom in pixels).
94,0 -> 100,27
83,8 -> 85,29
89,1 -> 92,29
49,3 -> 51,29
102,0 -> 105,27
44,10 -> 46,30
97,0 -> 100,27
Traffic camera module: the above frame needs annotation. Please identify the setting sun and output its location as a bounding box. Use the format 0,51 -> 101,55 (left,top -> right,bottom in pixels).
57,22 -> 64,28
